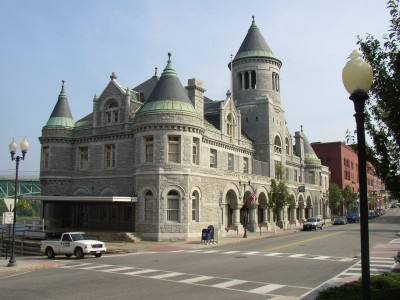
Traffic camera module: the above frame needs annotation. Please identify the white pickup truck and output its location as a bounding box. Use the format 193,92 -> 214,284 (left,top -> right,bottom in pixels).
40,232 -> 107,259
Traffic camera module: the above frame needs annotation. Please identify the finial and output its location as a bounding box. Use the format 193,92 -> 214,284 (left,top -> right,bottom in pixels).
93,93 -> 98,101
110,72 -> 117,80
301,125 -> 303,132
62,80 -> 65,88
168,52 -> 171,62
154,67 -> 158,76
252,15 -> 255,21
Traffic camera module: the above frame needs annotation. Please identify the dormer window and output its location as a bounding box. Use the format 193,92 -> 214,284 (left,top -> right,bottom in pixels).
106,101 -> 119,124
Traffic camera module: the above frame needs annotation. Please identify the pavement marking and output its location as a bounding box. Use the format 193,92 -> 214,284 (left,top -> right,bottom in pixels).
264,231 -> 344,252
149,272 -> 184,279
179,275 -> 214,283
249,283 -> 284,294
211,279 -> 247,288
60,261 -> 313,298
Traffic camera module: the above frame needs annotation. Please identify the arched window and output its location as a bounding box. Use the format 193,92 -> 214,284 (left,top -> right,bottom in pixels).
285,137 -> 290,155
191,190 -> 199,222
274,135 -> 282,153
106,101 -> 119,124
144,191 -> 153,221
167,190 -> 180,222
272,72 -> 280,92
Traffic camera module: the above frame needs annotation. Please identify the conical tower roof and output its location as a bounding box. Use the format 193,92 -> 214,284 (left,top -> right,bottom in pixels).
233,16 -> 280,64
45,81 -> 74,128
137,53 -> 196,114
300,128 -> 320,163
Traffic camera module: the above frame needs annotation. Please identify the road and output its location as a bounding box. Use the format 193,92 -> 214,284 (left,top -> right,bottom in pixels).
0,208 -> 399,299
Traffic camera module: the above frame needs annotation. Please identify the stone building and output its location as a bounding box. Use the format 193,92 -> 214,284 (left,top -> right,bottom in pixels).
36,17 -> 329,241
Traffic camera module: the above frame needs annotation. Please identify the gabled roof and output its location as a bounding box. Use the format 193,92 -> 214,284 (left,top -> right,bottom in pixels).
45,81 -> 74,128
137,53 -> 196,115
233,16 -> 281,65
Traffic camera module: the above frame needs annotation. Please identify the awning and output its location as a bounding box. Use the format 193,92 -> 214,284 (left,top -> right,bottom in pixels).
24,196 -> 137,203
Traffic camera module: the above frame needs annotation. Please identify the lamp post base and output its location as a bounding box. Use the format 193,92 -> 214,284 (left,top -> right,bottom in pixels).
7,257 -> 17,267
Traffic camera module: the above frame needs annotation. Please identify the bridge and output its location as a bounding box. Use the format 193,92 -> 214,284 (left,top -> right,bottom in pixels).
0,179 -> 41,200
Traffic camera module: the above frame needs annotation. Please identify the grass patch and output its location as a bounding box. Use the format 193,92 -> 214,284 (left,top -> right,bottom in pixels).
316,272 -> 400,300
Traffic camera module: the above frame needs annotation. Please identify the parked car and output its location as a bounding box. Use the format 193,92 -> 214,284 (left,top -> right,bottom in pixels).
40,232 -> 107,259
303,217 -> 324,231
333,216 -> 348,225
376,208 -> 385,216
390,203 -> 398,208
347,213 -> 359,223
368,210 -> 376,219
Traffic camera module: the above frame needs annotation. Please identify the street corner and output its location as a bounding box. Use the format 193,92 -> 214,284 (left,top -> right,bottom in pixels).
0,258 -> 64,277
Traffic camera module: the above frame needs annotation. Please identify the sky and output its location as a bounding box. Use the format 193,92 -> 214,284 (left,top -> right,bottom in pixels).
0,0 -> 391,178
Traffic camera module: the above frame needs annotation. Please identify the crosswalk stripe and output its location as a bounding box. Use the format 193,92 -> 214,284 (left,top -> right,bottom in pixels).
249,283 -> 284,294
288,254 -> 305,258
101,267 -> 133,272
124,269 -> 158,275
179,276 -> 213,283
149,272 -> 183,279
80,264 -> 113,269
243,251 -> 261,255
211,279 -> 247,288
264,252 -> 283,256
61,263 -> 92,268
312,256 -> 330,260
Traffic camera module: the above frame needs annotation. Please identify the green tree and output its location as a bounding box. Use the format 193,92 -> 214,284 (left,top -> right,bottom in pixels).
268,165 -> 295,222
342,185 -> 358,212
357,0 -> 400,198
329,182 -> 342,216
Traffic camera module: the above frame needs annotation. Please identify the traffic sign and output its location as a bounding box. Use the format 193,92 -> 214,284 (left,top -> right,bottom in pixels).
3,198 -> 18,212
2,212 -> 14,224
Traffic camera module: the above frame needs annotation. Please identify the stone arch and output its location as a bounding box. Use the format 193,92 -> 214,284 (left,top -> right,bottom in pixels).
221,183 -> 240,228
73,186 -> 90,196
137,185 -> 158,223
189,186 -> 202,222
99,186 -> 116,196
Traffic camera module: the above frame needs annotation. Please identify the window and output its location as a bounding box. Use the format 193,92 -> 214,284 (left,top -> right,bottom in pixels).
227,114 -> 234,137
210,149 -> 217,168
308,172 -> 315,184
243,157 -> 249,173
106,101 -> 119,124
192,138 -> 199,165
285,137 -> 290,155
272,72 -> 280,91
78,147 -> 88,170
105,144 -> 116,168
191,191 -> 199,222
144,191 -> 153,221
294,169 -> 298,182
145,136 -> 154,163
168,136 -> 180,163
274,136 -> 282,153
167,190 -> 179,222
228,153 -> 234,171
275,160 -> 282,179
42,146 -> 49,169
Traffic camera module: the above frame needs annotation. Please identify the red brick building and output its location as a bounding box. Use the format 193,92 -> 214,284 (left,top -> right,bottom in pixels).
310,142 -> 381,215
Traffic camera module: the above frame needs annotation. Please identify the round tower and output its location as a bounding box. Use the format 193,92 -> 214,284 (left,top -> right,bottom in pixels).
230,16 -> 288,177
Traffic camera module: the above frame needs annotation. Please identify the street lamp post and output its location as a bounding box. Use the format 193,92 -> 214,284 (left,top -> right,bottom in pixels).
239,180 -> 251,238
7,137 -> 29,267
342,49 -> 373,300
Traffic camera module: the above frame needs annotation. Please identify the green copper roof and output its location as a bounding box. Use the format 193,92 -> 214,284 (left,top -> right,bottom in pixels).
137,53 -> 196,115
139,100 -> 196,114
301,129 -> 320,162
233,16 -> 280,63
45,81 -> 74,128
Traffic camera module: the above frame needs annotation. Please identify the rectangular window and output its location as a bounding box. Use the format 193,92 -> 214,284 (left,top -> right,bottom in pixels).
308,172 -> 315,184
105,144 -> 116,168
42,146 -> 49,169
286,167 -> 289,180
167,199 -> 179,221
78,147 -> 89,170
210,149 -> 217,168
192,138 -> 199,164
294,170 -> 298,182
168,136 -> 180,163
145,136 -> 154,163
274,160 -> 282,179
228,153 -> 234,171
243,157 -> 249,173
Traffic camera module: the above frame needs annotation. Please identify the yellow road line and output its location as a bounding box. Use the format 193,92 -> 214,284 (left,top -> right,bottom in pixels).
264,231 -> 344,252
